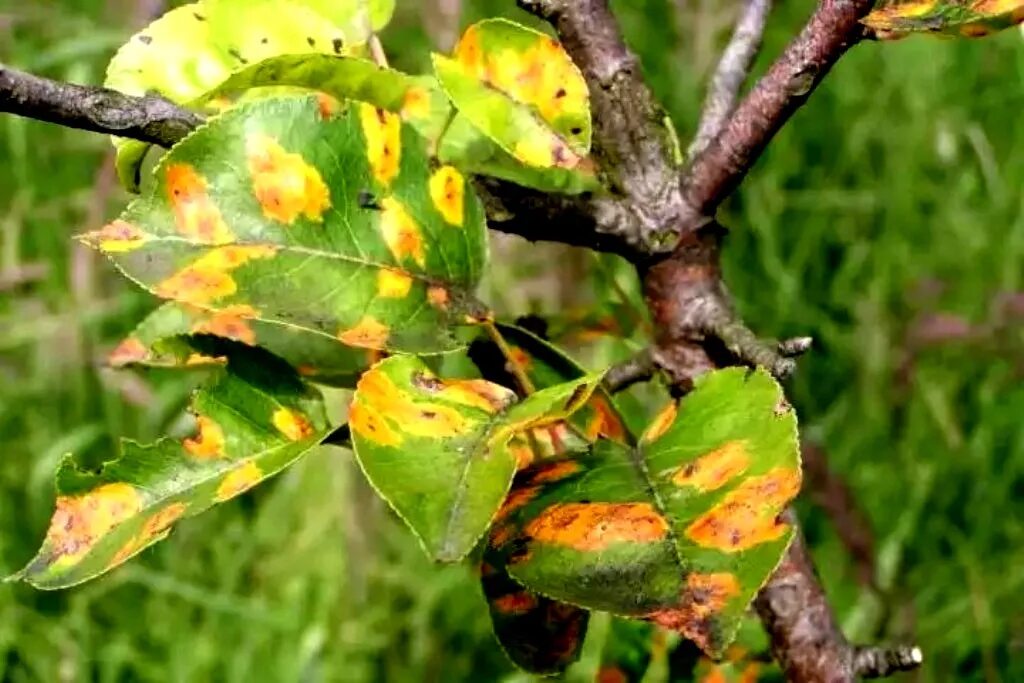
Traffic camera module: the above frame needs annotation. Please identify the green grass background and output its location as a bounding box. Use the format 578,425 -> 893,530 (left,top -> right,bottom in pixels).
1,0 -> 1023,680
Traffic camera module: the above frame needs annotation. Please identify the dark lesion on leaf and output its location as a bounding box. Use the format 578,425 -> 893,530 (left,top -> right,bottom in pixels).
411,371 -> 444,393
358,189 -> 382,210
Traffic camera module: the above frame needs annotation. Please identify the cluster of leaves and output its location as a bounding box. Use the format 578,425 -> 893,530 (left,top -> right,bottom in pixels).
9,0 -> 810,674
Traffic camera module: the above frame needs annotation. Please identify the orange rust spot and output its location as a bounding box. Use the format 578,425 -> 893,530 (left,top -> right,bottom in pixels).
316,92 -> 341,119
584,396 -> 627,443
400,86 -> 431,121
453,24 -> 484,75
427,286 -> 449,309
355,366 -> 470,439
409,373 -> 515,413
84,219 -> 148,253
379,197 -> 426,267
155,246 -> 277,305
489,521 -> 517,549
272,407 -> 315,441
494,485 -> 539,523
492,591 -> 539,615
528,460 -> 580,484
647,572 -> 741,654
596,667 -> 629,683
685,467 -> 801,552
246,133 -> 331,225
215,461 -> 263,502
183,415 -> 226,458
108,336 -> 148,366
142,502 -> 187,538
349,398 -> 403,446
191,305 -> 259,345
673,440 -> 750,492
44,483 -> 143,564
376,268 -> 413,298
360,103 -> 402,186
429,165 -> 465,227
165,164 -> 234,244
643,401 -> 678,443
508,346 -> 531,372
525,502 -> 669,551
109,534 -> 145,569
338,315 -> 390,349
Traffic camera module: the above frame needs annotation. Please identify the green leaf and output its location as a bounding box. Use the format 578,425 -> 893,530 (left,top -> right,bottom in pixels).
82,95 -> 489,355
110,301 -> 372,386
104,0 -> 382,190
596,618 -> 656,683
349,355 -> 603,562
432,19 -> 591,170
13,342 -> 329,589
487,367 -> 801,657
863,0 -> 1024,38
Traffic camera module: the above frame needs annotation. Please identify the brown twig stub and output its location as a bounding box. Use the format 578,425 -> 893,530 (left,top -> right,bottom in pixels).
854,644 -> 924,679
681,0 -> 874,224
687,0 -> 773,160
604,349 -> 657,394
0,65 -> 202,147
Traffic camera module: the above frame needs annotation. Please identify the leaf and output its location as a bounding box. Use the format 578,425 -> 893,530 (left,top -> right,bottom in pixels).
104,0 -> 382,190
863,0 -> 1024,38
433,19 -> 591,169
82,95 -> 489,355
486,367 -> 801,658
110,301 -> 374,386
596,618 -> 656,683
348,354 -> 603,562
13,342 -> 329,589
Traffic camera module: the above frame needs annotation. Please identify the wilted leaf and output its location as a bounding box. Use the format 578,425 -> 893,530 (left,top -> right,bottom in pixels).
110,301 -> 373,386
863,0 -> 1024,38
13,342 -> 329,589
105,0 -> 390,189
487,368 -> 800,657
433,19 -> 591,169
82,95 -> 489,355
596,618 -> 656,683
349,355 -> 603,562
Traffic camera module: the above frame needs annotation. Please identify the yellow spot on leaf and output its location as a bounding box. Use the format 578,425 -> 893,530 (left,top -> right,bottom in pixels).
349,398 -> 403,446
84,219 -> 149,253
338,315 -> 390,349
400,86 -> 431,121
215,461 -> 264,502
380,197 -> 426,267
165,164 -> 234,244
360,103 -> 401,186
429,165 -> 465,226
355,366 -> 470,439
142,502 -> 187,538
246,134 -> 331,224
272,408 -> 315,441
183,415 -> 226,458
685,467 -> 801,552
453,24 -> 484,75
108,336 -> 148,366
524,502 -> 669,551
493,591 -> 539,615
408,372 -> 515,413
643,401 -> 678,443
44,483 -> 143,565
673,440 -> 750,492
428,286 -> 449,308
377,268 -> 413,298
155,245 -> 276,305
191,305 -> 259,345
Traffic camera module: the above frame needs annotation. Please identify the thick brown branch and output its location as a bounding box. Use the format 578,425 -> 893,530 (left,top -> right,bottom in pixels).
604,349 -> 657,394
681,0 -> 874,223
0,64 -> 201,147
687,0 -> 773,159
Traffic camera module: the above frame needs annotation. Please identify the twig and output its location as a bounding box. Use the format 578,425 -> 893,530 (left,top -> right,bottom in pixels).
0,64 -> 201,147
687,0 -> 772,160
603,349 -> 656,393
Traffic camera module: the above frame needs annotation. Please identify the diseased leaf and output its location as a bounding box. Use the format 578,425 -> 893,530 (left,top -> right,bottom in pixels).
104,0 -> 382,189
13,342 -> 329,589
433,19 -> 591,169
863,0 -> 1024,38
349,355 -> 603,562
487,368 -> 801,658
596,618 -> 656,683
82,96 -> 489,355
110,301 -> 374,386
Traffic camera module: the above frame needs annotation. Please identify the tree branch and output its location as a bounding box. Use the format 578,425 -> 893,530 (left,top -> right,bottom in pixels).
0,64 -> 201,147
681,0 -> 874,225
603,349 -> 657,394
687,0 -> 773,160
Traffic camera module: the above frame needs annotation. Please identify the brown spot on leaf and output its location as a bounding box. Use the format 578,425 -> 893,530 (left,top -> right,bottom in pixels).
525,502 -> 669,551
646,572 -> 740,654
492,591 -> 539,615
673,441 -> 750,492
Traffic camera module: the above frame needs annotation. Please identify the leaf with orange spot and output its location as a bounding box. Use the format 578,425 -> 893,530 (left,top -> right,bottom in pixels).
13,342 -> 329,589
109,301 -> 372,386
349,355 -> 603,562
863,0 -> 1024,38
86,96 -> 489,355
488,368 -> 800,658
433,19 -> 591,169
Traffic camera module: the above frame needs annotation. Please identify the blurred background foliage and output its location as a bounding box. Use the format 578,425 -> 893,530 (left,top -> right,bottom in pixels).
1,0 -> 1023,680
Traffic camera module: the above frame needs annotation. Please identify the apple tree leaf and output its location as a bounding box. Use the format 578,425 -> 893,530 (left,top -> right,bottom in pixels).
863,0 -> 1024,38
